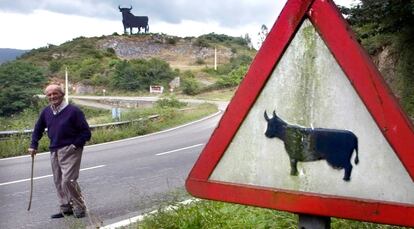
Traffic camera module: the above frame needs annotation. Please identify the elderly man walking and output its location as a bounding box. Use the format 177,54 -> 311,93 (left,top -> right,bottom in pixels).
28,83 -> 91,219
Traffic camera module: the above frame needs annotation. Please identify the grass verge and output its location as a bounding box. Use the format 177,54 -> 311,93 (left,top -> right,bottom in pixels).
0,102 -> 217,158
136,199 -> 409,229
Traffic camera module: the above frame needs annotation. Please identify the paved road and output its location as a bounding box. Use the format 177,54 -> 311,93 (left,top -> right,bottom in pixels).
0,111 -> 222,229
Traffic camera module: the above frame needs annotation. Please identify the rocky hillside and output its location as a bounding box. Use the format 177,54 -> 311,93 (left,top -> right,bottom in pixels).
98,34 -> 239,70
371,47 -> 399,98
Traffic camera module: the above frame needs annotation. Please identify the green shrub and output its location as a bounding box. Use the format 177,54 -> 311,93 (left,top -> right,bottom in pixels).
193,38 -> 211,48
202,54 -> 252,76
0,61 -> 46,116
156,97 -> 186,108
49,60 -> 62,73
105,48 -> 116,56
110,58 -> 177,91
78,58 -> 101,80
166,37 -> 178,45
196,33 -> 249,47
216,65 -> 248,88
180,71 -> 201,95
195,58 -> 205,65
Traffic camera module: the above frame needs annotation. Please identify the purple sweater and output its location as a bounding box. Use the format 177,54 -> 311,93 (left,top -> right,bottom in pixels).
30,104 -> 91,151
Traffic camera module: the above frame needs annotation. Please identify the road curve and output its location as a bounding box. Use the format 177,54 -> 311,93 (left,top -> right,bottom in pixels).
0,110 -> 222,229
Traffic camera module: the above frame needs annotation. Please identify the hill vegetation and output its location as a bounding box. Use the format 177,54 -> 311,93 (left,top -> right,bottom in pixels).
0,33 -> 255,116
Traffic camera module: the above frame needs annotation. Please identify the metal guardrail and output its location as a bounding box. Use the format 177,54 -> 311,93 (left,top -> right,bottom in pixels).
0,114 -> 159,140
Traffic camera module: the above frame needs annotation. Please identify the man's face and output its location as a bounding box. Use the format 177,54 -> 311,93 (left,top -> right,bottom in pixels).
45,87 -> 64,107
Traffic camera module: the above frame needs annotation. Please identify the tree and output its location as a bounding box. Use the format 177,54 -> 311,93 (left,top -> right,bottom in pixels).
0,61 -> 46,116
257,24 -> 269,48
244,33 -> 253,49
340,0 -> 414,53
341,0 -> 414,116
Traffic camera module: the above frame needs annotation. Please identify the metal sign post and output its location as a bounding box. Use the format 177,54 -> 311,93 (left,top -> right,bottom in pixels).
298,214 -> 330,229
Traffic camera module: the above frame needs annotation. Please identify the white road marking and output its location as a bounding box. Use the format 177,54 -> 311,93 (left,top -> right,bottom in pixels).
100,199 -> 197,229
155,144 -> 204,156
0,165 -> 106,186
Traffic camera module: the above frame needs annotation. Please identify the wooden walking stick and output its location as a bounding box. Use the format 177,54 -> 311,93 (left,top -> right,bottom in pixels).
27,154 -> 34,211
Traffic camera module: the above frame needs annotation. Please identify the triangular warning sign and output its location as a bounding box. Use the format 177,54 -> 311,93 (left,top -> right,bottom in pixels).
186,0 -> 414,227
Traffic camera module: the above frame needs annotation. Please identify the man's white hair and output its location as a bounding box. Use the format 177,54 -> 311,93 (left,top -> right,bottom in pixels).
44,83 -> 65,95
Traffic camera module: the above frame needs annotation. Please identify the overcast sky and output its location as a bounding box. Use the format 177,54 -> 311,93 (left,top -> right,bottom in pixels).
0,0 -> 358,50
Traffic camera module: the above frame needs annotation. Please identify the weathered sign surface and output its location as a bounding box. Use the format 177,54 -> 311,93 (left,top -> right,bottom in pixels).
186,0 -> 414,227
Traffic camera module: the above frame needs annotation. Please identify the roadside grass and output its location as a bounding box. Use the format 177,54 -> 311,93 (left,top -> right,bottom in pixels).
0,135 -> 49,158
0,102 -> 109,131
138,200 -> 296,229
88,103 -> 216,145
136,198 -> 408,229
176,87 -> 236,101
0,107 -> 44,131
195,87 -> 236,101
0,102 -> 217,158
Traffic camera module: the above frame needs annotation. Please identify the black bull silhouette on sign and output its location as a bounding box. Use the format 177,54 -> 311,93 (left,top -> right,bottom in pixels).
119,6 -> 149,34
264,111 -> 359,181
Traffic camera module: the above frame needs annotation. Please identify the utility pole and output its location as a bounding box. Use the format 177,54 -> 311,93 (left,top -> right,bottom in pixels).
214,46 -> 217,71
65,67 -> 69,104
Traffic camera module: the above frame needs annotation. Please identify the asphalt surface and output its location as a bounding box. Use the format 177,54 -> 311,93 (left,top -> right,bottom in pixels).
0,111 -> 221,229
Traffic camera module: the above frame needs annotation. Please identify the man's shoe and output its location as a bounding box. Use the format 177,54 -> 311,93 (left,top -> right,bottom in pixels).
73,208 -> 85,218
50,210 -> 73,219
51,213 -> 65,219
60,204 -> 72,213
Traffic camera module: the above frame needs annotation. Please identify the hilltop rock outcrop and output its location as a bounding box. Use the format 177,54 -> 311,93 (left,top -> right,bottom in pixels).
97,34 -> 234,67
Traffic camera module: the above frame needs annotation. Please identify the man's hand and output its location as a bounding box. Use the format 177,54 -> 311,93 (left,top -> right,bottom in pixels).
28,148 -> 37,157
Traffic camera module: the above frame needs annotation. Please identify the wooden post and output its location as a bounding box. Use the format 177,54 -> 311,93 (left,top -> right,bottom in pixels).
214,46 -> 217,71
65,67 -> 69,104
298,214 -> 330,229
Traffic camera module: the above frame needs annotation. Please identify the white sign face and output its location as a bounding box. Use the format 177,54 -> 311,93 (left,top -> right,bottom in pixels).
209,19 -> 414,204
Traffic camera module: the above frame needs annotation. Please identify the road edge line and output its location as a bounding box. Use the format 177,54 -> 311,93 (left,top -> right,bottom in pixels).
100,198 -> 198,229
